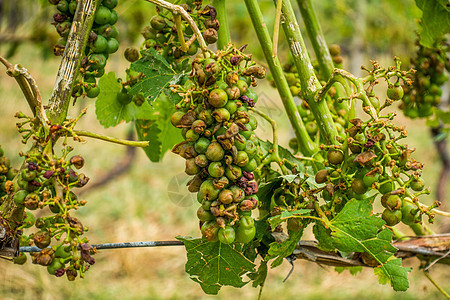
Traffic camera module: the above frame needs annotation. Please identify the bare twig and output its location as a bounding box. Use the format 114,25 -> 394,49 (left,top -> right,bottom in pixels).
17,236 -> 450,269
425,249 -> 450,271
0,56 -> 49,130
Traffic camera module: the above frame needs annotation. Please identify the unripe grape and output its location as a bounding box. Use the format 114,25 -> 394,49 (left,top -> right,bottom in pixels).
218,226 -> 235,244
382,209 -> 402,226
95,6 -> 112,25
386,84 -> 404,100
208,89 -> 228,108
150,15 -> 167,30
205,142 -> 225,162
219,189 -> 234,204
327,150 -> 344,165
208,162 -> 225,178
315,169 -> 328,184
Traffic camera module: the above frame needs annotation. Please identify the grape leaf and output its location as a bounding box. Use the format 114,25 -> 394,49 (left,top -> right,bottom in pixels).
95,72 -> 138,128
135,96 -> 182,162
135,120 -> 161,162
415,0 -> 450,47
313,222 -> 336,252
257,178 -> 282,211
335,266 -> 363,276
176,236 -> 256,295
322,198 -> 411,291
266,229 -> 303,268
247,261 -> 268,288
129,48 -> 178,103
374,259 -> 411,292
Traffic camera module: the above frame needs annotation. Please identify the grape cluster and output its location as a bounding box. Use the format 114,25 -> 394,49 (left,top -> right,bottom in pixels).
318,114 -> 431,226
50,0 -> 120,99
268,60 -> 434,235
0,114 -> 95,280
170,48 -> 266,244
401,38 -> 449,118
141,3 -> 219,64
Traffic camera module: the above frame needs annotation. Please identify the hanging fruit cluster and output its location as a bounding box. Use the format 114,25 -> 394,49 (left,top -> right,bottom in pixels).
317,114 -> 434,226
170,47 -> 266,244
266,59 -> 436,235
50,0 -> 119,99
141,3 -> 219,64
0,113 -> 95,280
401,37 -> 450,118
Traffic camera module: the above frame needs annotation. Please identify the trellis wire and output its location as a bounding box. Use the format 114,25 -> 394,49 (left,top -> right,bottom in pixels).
19,240 -> 185,252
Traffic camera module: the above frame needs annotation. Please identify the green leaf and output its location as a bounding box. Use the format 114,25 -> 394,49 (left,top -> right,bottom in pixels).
254,215 -> 270,242
335,266 -> 363,276
313,222 -> 336,252
374,259 -> 411,291
247,261 -> 268,288
176,236 -> 256,295
129,48 -> 178,103
268,209 -> 311,229
325,198 -> 410,291
135,120 -> 161,162
135,96 -> 183,162
95,72 -> 138,128
415,0 -> 450,47
266,229 -> 303,268
257,178 -> 283,211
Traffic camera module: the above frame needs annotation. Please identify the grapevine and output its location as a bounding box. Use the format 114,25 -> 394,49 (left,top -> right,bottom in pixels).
0,0 -> 449,298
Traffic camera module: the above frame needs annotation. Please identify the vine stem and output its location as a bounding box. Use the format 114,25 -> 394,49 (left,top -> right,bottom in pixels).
243,0 -> 318,157
317,68 -> 378,120
173,13 -> 188,52
144,0 -> 207,52
73,130 -> 149,147
295,0 -> 332,79
212,0 -> 230,49
423,271 -> 450,299
403,197 -> 450,218
249,108 -> 288,174
295,0 -> 349,114
0,56 -> 49,131
272,0 -> 283,58
274,0 -> 340,147
47,0 -> 100,125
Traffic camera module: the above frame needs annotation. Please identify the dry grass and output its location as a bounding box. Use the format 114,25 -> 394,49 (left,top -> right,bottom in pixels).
0,42 -> 448,300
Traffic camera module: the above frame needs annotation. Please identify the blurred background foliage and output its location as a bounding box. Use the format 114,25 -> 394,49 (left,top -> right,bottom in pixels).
1,0 -> 422,69
0,0 -> 448,299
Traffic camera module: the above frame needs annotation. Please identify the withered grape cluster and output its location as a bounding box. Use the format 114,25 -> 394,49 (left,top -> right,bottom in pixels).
140,3 -> 219,64
1,114 -> 94,280
170,48 -> 266,244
